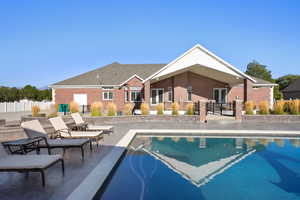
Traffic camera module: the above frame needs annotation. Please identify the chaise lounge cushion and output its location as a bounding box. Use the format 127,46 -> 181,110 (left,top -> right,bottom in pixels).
38,138 -> 89,147
0,154 -> 62,169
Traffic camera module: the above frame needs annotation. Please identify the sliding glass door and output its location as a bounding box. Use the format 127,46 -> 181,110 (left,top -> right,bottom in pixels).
151,89 -> 164,105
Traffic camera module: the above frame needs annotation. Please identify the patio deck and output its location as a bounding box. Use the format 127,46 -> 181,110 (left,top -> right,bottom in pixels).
1,120 -> 300,200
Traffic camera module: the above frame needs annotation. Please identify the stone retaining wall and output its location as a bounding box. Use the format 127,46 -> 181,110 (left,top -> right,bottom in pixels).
0,119 -> 5,126
242,115 -> 300,123
84,115 -> 201,124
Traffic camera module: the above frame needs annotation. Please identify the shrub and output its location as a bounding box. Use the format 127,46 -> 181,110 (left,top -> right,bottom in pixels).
140,103 -> 149,115
91,101 -> 103,116
69,101 -> 79,113
245,101 -> 254,115
171,102 -> 179,115
47,104 -> 58,117
31,105 -> 40,117
185,103 -> 194,115
107,103 -> 117,116
156,103 -> 164,115
123,103 -> 134,115
273,100 -> 285,115
288,100 -> 299,115
258,101 -> 269,115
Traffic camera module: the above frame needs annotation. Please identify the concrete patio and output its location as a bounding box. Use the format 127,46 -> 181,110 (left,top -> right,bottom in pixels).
1,120 -> 300,200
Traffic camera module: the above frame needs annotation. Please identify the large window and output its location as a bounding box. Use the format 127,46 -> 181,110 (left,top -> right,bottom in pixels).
103,88 -> 114,100
213,88 -> 227,103
168,87 -> 173,102
187,86 -> 192,101
151,89 -> 163,105
124,88 -> 129,102
131,91 -> 142,102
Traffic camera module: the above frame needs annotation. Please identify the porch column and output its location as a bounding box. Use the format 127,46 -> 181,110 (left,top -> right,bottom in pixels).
244,79 -> 253,103
144,80 -> 151,104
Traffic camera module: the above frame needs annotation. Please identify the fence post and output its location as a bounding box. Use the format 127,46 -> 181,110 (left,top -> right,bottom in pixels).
199,100 -> 207,122
233,100 -> 243,120
4,102 -> 7,112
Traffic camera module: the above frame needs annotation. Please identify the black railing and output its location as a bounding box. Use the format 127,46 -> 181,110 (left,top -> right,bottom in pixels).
206,102 -> 234,116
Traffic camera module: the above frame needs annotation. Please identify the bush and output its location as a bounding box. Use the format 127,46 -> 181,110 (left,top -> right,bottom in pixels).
123,103 -> 134,115
171,102 -> 179,115
156,103 -> 164,115
69,101 -> 79,113
31,105 -> 40,117
185,103 -> 194,115
258,101 -> 269,115
245,101 -> 254,115
288,100 -> 299,115
273,100 -> 285,115
47,103 -> 58,117
140,103 -> 149,115
91,102 -> 103,116
107,103 -> 117,116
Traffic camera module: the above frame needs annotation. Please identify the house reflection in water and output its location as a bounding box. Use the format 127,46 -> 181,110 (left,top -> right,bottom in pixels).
129,136 -> 270,187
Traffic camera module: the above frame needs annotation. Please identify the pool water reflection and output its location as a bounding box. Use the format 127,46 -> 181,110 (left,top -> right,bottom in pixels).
98,136 -> 300,200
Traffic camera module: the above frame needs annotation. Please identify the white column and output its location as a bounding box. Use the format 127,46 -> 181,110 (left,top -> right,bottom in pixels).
270,86 -> 274,109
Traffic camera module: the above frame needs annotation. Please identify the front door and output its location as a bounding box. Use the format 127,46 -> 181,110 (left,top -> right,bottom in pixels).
213,88 -> 227,103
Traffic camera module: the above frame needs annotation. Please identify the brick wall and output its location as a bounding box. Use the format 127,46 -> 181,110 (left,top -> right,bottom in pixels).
54,77 -> 144,112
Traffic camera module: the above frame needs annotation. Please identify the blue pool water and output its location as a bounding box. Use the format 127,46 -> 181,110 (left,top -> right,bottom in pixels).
98,137 -> 300,200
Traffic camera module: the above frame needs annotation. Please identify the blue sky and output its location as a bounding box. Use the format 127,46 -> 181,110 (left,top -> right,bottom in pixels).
0,0 -> 299,87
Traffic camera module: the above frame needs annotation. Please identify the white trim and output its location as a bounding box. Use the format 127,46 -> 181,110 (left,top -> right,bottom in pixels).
143,44 -> 256,83
151,88 -> 164,105
102,90 -> 114,101
119,74 -> 144,86
253,83 -> 277,87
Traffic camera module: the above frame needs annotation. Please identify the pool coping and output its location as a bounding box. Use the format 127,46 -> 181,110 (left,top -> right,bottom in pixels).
66,129 -> 300,200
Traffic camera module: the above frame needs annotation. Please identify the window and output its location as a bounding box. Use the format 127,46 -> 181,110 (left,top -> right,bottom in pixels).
103,91 -> 113,100
124,88 -> 129,102
187,86 -> 192,101
151,89 -> 163,105
168,87 -> 173,102
131,91 -> 142,102
213,88 -> 227,103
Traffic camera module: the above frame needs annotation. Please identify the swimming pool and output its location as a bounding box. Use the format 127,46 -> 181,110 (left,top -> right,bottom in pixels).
97,136 -> 300,200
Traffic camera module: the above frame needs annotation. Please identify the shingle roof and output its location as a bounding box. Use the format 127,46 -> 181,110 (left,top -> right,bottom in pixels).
282,78 -> 300,92
53,62 -> 166,86
249,76 -> 275,85
52,62 -> 275,87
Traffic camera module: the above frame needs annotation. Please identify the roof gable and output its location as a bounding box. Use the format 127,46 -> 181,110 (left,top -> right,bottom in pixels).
147,44 -> 256,83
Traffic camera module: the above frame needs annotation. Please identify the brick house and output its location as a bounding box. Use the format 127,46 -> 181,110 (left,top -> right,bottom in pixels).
50,44 -> 276,111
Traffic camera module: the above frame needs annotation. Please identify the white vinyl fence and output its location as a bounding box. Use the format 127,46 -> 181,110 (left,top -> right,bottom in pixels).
0,100 -> 52,113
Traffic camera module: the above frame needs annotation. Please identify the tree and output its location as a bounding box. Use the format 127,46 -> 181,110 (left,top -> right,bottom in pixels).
276,74 -> 300,91
245,60 -> 284,100
245,60 -> 273,82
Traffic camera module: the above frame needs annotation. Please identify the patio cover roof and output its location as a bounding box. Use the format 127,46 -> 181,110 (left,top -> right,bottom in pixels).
146,44 -> 256,86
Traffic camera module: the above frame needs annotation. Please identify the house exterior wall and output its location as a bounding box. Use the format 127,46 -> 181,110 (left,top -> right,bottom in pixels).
228,86 -> 272,107
54,77 -> 143,111
54,72 -> 272,111
151,71 -> 227,109
283,91 -> 300,100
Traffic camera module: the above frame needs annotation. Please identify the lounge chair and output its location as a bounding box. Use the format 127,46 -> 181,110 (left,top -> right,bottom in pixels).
0,143 -> 64,187
21,120 -> 90,160
71,113 -> 113,134
49,117 -> 103,147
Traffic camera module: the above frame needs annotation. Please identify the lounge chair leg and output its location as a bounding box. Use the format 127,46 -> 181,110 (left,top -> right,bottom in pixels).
61,159 -> 65,176
47,148 -> 51,155
36,147 -> 40,155
89,140 -> 92,151
81,146 -> 84,160
40,170 -> 46,187
62,148 -> 66,157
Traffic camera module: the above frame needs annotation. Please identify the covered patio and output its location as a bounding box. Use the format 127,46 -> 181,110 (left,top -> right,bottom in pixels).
142,44 -> 256,110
